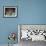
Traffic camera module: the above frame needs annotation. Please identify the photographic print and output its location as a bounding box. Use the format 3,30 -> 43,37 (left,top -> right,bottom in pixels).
3,6 -> 17,17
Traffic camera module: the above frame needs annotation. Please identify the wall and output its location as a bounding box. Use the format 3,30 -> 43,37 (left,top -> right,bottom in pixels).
18,0 -> 46,24
0,0 -> 18,44
0,0 -> 46,45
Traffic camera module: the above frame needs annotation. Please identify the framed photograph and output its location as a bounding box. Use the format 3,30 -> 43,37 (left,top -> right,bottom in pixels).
3,6 -> 17,18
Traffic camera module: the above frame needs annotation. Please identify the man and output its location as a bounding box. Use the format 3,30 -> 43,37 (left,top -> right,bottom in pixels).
5,8 -> 16,17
